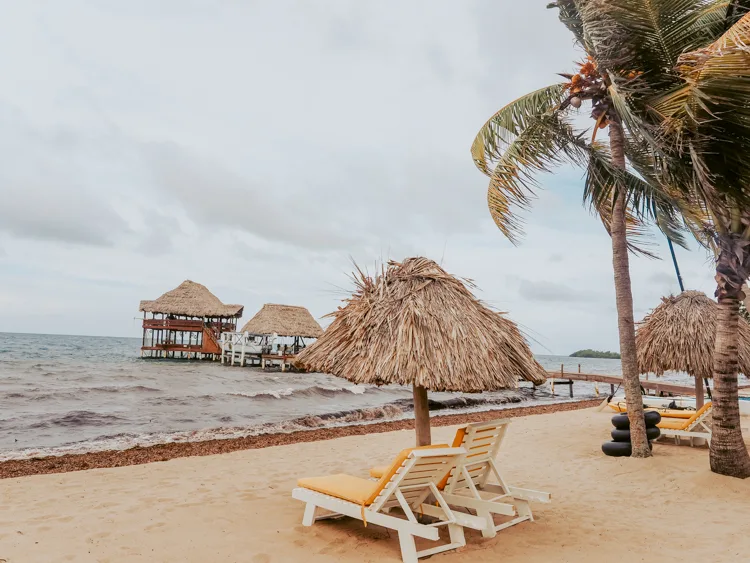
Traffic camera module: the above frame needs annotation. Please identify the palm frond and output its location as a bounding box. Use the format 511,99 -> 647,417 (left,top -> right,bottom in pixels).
547,0 -> 590,49
484,112 -> 585,242
579,0 -> 729,77
724,0 -> 750,30
650,12 -> 750,203
472,84 -> 567,176
583,139 -> 689,254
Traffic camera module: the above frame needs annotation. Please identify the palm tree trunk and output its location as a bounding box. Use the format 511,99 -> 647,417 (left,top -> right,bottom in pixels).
710,244 -> 750,477
609,121 -> 651,458
413,385 -> 432,447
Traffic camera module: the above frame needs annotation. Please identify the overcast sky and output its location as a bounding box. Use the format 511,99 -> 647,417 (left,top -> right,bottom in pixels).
0,1 -> 716,354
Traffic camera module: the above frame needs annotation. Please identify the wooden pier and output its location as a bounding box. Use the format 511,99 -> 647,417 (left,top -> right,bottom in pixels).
220,332 -> 302,372
543,366 -> 750,398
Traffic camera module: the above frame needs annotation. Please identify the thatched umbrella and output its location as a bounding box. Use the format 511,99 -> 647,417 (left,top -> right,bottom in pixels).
295,257 -> 547,446
635,290 -> 750,408
241,304 -> 323,339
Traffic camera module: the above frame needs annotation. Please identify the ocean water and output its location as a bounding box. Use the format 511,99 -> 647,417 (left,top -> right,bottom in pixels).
0,332 -> 634,460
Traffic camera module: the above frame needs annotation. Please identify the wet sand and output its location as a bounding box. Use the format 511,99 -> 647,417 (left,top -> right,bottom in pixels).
2,406 -> 749,563
0,399 -> 599,479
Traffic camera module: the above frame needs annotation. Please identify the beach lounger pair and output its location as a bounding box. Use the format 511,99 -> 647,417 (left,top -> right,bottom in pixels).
292,419 -> 550,563
657,402 -> 713,446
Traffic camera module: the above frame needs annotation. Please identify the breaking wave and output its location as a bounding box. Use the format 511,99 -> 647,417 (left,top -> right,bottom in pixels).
28,411 -> 126,430
228,385 -> 373,401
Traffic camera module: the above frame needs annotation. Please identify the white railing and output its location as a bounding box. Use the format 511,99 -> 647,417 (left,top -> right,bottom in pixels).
220,332 -> 270,366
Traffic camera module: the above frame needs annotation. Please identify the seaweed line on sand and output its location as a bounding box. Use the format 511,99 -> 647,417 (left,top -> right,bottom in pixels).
0,399 -> 600,480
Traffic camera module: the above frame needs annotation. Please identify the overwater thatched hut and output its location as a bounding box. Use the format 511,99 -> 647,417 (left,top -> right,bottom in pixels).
139,280 -> 243,360
295,257 -> 547,445
636,290 -> 750,407
240,304 -> 323,353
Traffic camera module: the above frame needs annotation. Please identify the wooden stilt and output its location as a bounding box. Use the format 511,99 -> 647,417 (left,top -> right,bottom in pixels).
412,385 -> 431,447
695,376 -> 705,409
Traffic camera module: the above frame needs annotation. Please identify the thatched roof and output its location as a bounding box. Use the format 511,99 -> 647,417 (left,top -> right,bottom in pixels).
139,280 -> 243,318
295,257 -> 547,392
241,304 -> 323,338
636,290 -> 750,379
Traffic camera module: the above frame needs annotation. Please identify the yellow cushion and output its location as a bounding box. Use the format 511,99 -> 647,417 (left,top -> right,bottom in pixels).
368,443 -> 450,480
451,427 -> 468,448
297,474 -> 381,506
300,444 -> 449,507
369,465 -> 390,479
437,428 -> 469,489
658,402 -> 712,431
658,419 -> 690,430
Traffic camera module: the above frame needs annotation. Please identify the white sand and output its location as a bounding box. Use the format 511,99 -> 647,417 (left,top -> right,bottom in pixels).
2,408 -> 750,563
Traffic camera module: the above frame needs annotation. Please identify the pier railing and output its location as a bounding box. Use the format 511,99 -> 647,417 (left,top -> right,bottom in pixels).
544,367 -> 750,398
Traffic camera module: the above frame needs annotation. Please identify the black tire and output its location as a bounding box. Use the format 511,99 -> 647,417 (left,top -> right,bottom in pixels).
611,427 -> 661,442
602,440 -> 653,456
611,414 -> 630,430
644,411 -> 662,427
611,411 -> 662,429
602,441 -> 632,457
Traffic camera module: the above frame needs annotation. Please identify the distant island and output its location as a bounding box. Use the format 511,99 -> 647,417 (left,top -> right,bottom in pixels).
569,349 -> 621,359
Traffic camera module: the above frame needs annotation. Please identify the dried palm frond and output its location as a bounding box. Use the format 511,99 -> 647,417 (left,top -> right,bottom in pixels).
296,257 -> 546,392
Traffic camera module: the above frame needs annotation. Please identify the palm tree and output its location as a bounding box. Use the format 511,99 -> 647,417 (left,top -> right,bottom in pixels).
636,11 -> 750,478
471,2 -> 698,457
539,0 -> 750,476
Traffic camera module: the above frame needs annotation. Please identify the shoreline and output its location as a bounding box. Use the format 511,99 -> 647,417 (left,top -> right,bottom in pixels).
0,398 -> 600,480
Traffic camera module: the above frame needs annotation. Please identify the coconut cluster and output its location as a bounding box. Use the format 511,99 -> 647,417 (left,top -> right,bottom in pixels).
560,57 -> 641,135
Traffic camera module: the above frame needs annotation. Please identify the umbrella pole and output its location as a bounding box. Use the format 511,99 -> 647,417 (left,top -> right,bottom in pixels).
413,385 -> 431,446
695,376 -> 704,409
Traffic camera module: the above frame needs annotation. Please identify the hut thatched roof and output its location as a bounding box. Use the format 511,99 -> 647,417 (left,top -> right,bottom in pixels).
295,257 -> 547,392
241,304 -> 323,338
636,290 -> 750,379
139,280 -> 244,318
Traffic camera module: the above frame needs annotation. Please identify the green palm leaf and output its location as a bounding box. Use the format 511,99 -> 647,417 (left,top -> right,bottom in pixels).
471,84 -> 568,176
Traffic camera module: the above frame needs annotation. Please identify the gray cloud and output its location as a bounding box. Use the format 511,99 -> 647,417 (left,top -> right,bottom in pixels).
0,107 -> 130,246
647,271 -> 679,286
141,141 -> 366,251
518,280 -> 589,303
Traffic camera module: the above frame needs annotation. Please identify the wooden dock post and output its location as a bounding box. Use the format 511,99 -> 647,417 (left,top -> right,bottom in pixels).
240,333 -> 247,367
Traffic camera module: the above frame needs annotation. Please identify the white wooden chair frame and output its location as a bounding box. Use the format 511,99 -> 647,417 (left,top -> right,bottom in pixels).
658,407 -> 713,446
441,420 -> 551,538
292,447 -> 485,563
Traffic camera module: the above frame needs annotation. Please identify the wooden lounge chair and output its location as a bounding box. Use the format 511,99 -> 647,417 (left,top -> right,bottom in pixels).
370,419 -> 551,538
292,447 -> 486,563
657,402 -> 713,446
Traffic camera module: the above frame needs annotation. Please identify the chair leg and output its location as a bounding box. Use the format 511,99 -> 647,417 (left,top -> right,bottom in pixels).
302,502 -> 317,526
515,499 -> 534,522
448,523 -> 466,547
477,509 -> 496,538
398,530 -> 418,563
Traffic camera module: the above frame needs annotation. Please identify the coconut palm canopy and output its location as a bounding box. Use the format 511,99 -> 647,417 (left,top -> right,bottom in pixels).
295,257 -> 546,392
240,304 -> 323,338
636,290 -> 750,380
139,280 -> 243,318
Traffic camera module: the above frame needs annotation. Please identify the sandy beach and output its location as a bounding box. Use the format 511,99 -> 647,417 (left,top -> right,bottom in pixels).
2,406 -> 749,563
